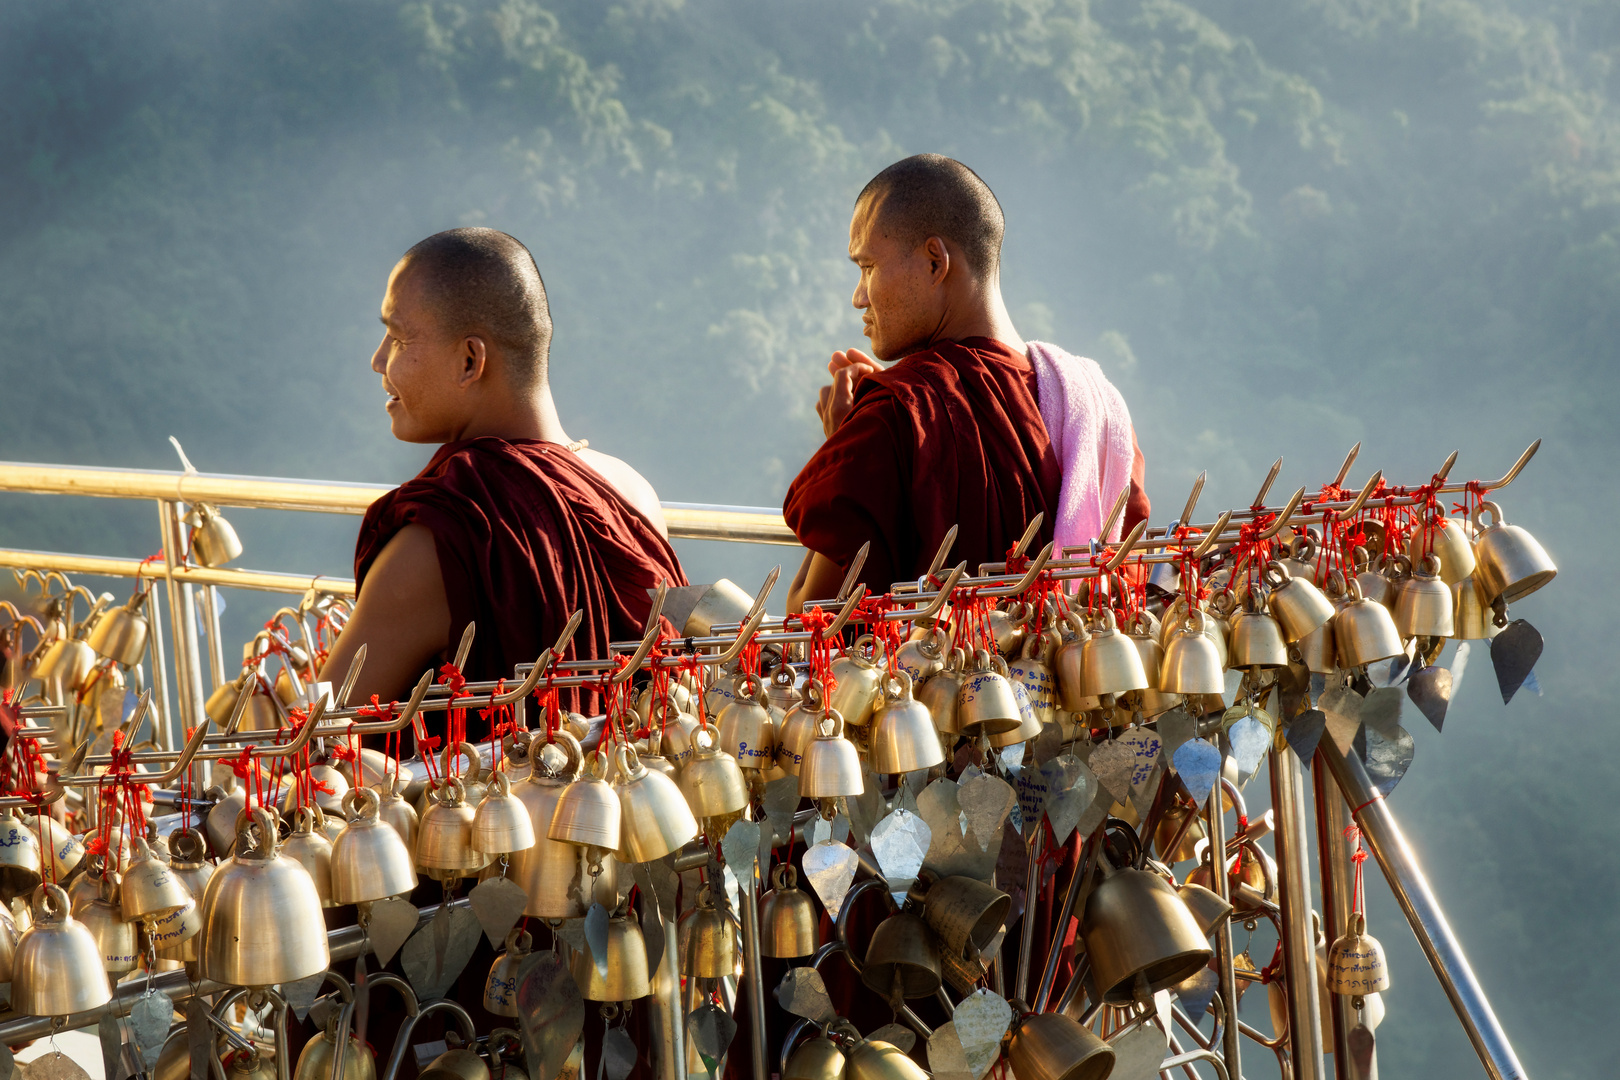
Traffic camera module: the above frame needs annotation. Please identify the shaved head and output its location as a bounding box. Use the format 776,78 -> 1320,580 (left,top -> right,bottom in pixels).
856,155 -> 1005,278
399,228 -> 553,391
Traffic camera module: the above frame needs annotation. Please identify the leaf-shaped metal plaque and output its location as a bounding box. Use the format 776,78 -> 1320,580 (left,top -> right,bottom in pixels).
1172,738 -> 1221,807
1227,716 -> 1270,784
1492,620 -> 1543,704
584,902 -> 610,978
721,820 -> 761,893
130,990 -> 175,1068
1356,722 -> 1416,798
514,951 -> 584,1080
871,808 -> 931,899
366,896 -> 420,967
802,840 -> 858,918
470,875 -> 529,947
926,1023 -> 971,1080
1284,709 -> 1327,766
953,989 -> 1011,1078
773,966 -> 835,1023
601,1028 -> 637,1080
400,903 -> 481,1000
1407,664 -> 1452,732
958,773 -> 1016,852
1087,738 -> 1134,803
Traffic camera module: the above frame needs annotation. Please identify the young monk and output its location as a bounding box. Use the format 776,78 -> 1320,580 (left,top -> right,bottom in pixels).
321,227 -> 686,710
784,155 -> 1149,609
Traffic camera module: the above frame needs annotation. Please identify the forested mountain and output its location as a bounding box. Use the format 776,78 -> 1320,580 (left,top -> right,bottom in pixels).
1,2 -> 1615,1075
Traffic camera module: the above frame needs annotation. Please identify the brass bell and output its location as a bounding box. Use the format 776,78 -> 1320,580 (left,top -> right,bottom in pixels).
548,747 -> 622,856
916,647 -> 966,734
419,1048 -> 489,1080
88,588 -> 151,667
845,1039 -> 929,1080
513,733 -> 609,918
957,648 -> 1025,735
680,886 -> 740,978
869,671 -> 945,775
1332,576 -> 1405,668
1159,609 -> 1225,695
207,674 -> 279,733
653,699 -> 702,772
1081,849 -> 1212,1003
987,681 -> 1044,748
1053,614 -> 1095,714
767,662 -> 802,713
862,910 -> 942,1003
1175,881 -> 1234,937
199,807 -> 330,986
77,875 -> 139,974
680,726 -> 752,826
121,834 -> 195,923
1008,632 -> 1061,723
776,680 -> 826,776
1228,585 -> 1289,671
1007,1011 -> 1116,1080
1081,608 -> 1150,695
717,674 -> 777,772
987,601 -> 1033,657
12,883 -> 113,1016
798,709 -> 866,799
1327,911 -> 1391,996
759,864 -> 818,958
416,777 -> 489,876
484,928 -> 532,1017
1395,554 -> 1455,638
281,763 -> 351,819
1353,547 -> 1392,608
33,625 -> 97,691
472,769 -> 536,855
829,635 -> 886,728
374,774 -> 420,852
783,1034 -> 846,1080
1153,803 -> 1205,863
1407,514 -> 1476,584
331,786 -> 417,903
919,874 -> 1010,963
1471,500 -> 1556,604
1156,595 -> 1228,669
894,625 -> 948,683
158,829 -> 213,961
1452,575 -> 1502,640
295,1022 -> 376,1080
280,806 -> 335,907
615,743 -> 699,862
568,912 -> 651,1000
636,679 -> 694,730
1264,560 -> 1337,642
0,810 -> 43,902
188,503 -> 244,568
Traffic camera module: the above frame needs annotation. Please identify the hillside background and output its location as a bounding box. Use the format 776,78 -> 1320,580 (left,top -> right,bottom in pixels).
2,0 -> 1616,1074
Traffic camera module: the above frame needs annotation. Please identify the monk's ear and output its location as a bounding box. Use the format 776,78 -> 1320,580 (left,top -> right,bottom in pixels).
924,236 -> 951,284
457,336 -> 489,388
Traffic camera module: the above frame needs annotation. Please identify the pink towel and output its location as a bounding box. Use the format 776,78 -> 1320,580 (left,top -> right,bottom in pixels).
1027,341 -> 1136,552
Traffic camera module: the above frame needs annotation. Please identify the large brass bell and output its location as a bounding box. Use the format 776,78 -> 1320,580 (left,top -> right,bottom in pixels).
916,647 -> 966,734
416,777 -> 488,876
419,1048 -> 489,1080
759,864 -> 818,958
330,787 -> 417,904
569,913 -> 651,1000
829,635 -> 886,728
188,503 -> 245,567
1394,554 -> 1455,638
1176,881 -> 1234,937
1264,560 -> 1337,641
1229,585 -> 1289,671
1332,576 -> 1405,668
1008,632 -> 1060,723
1159,609 -> 1225,695
680,886 -> 739,978
862,910 -> 942,1003
12,883 -> 113,1016
1007,1011 -> 1116,1080
200,806 -> 330,986
280,806 -> 335,908
1081,608 -> 1150,695
869,671 -> 945,774
783,1034 -> 846,1080
845,1039 -> 929,1080
1081,849 -> 1211,1003
680,725 -> 751,828
717,673 -> 777,772
1471,500 -> 1556,604
472,769 -> 536,856
0,810 -> 43,902
33,623 -> 97,691
1407,514 -> 1475,584
919,873 -> 1010,964
484,927 -> 532,1017
957,648 -> 1024,735
615,743 -> 699,862
87,588 -> 151,667
515,734 -> 613,918
798,709 -> 865,799
1327,911 -> 1391,996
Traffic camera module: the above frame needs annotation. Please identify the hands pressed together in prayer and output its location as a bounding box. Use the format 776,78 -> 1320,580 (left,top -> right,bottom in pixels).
816,348 -> 883,437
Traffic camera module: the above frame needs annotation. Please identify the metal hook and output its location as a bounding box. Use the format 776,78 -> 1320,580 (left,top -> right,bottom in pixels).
613,584 -> 667,684
1331,443 -> 1361,487
1180,472 -> 1208,527
824,585 -> 868,637
1480,438 -> 1540,491
1255,489 -> 1305,540
705,568 -> 780,666
474,609 -> 586,707
914,564 -> 966,621
1342,471 -> 1384,516
926,526 -> 959,578
1193,512 -> 1234,558
1010,514 -> 1045,560
336,644 -> 367,708
1435,450 -> 1459,484
989,542 -> 1054,598
1253,458 -> 1283,506
342,669 -> 436,732
1104,519 -> 1149,573
1099,486 -> 1131,543
452,622 -> 476,672
835,543 -> 871,603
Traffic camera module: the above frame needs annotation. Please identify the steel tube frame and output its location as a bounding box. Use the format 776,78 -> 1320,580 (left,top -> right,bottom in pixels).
1314,752 -> 1358,1073
1270,745 -> 1325,1080
1205,783 -> 1242,1078
1318,738 -> 1529,1080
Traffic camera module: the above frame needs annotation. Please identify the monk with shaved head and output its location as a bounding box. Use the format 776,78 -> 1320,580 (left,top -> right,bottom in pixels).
785,155 -> 1149,608
322,227 -> 685,712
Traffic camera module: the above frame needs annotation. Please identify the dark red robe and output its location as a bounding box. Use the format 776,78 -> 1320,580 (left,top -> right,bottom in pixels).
355,437 -> 687,715
784,337 -> 1148,594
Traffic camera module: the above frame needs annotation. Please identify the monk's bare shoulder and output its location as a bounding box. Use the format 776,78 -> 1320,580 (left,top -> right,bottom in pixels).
575,448 -> 669,538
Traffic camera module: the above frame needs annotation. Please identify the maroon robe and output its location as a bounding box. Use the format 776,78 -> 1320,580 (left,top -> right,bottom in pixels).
355,437 -> 688,716
785,337 -> 1148,594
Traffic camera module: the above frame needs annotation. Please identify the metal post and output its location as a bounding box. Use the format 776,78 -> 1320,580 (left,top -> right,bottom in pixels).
1270,746 -> 1325,1080
1205,785 -> 1242,1077
1318,738 -> 1529,1080
202,583 -> 227,691
1314,752 -> 1357,1072
648,909 -> 685,1080
738,874 -> 768,1080
1014,826 -> 1045,1004
158,500 -> 206,729
143,576 -> 175,751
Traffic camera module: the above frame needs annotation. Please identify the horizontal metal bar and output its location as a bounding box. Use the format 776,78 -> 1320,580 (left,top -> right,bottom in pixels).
0,547 -> 356,597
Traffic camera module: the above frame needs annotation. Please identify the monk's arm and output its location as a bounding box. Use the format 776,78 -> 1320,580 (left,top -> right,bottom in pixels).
319,524 -> 452,705
787,551 -> 847,614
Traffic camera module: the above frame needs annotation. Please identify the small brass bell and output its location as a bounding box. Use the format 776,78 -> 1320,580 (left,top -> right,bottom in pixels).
1052,614 -> 1095,714
12,883 -> 113,1016
514,732 -> 608,918
568,912 -> 651,1000
760,864 -> 818,958
653,700 -> 702,772
1229,585 -> 1289,671
829,635 -> 886,728
120,835 -> 194,923
419,1048 -> 489,1080
1395,554 -> 1455,638
484,928 -> 533,1017
294,1011 -> 376,1080
957,648 -> 1024,735
798,709 -> 865,799
1159,609 -> 1225,695
916,647 -> 966,734
1332,576 -> 1405,668
1407,514 -> 1475,584
1081,608 -> 1150,695
894,625 -> 948,683
861,910 -> 942,1003
766,662 -> 802,713
87,588 -> 151,667
614,743 -> 699,862
280,806 -> 336,907
717,674 -> 777,772
1452,575 -> 1502,640
78,875 -> 139,974
680,886 -> 740,978
1175,881 -> 1234,937
1008,632 -> 1061,723
777,679 -> 829,775
845,1039 -> 929,1080
472,769 -> 537,855
157,829 -> 212,961
0,810 -> 43,902
1327,911 -> 1391,996
548,747 -> 621,855
1007,1011 -> 1116,1080
1264,560 -> 1337,642
1471,500 -> 1557,604
869,671 -> 945,775
987,601 -> 1032,657
919,874 -> 1010,963
375,774 -> 420,853
783,1034 -> 846,1080
188,503 -> 244,568
680,726 -> 751,826
416,777 -> 489,876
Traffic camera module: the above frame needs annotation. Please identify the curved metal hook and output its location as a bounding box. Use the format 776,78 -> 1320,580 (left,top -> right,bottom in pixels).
990,542 -> 1054,598
709,571 -> 779,665
1010,514 -> 1045,560
336,644 -> 367,708
452,621 -> 476,671
1193,512 -> 1234,558
915,564 -> 965,622
1180,472 -> 1208,527
1253,458 -> 1282,506
1099,486 -> 1131,543
824,585 -> 868,637
1332,443 -> 1361,487
836,542 -> 870,603
1104,519 -> 1148,573
926,526 -> 959,578
1435,450 -> 1459,484
1481,438 -> 1540,491
1255,489 -> 1305,540
1342,470 -> 1384,517
612,584 -> 667,684
478,608 -> 585,706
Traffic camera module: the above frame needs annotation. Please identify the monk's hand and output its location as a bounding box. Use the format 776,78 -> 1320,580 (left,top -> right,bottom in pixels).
818,349 -> 882,437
